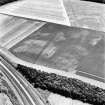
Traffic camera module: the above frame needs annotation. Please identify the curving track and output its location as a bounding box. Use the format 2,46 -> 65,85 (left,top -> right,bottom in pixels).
0,57 -> 47,105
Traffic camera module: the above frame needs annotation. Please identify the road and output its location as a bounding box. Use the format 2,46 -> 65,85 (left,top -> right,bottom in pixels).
0,57 -> 46,105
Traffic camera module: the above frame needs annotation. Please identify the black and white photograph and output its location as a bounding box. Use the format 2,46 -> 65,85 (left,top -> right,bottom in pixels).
0,0 -> 105,105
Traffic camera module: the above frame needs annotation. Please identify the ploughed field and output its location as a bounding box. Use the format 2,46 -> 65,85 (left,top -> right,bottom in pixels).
10,23 -> 105,80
